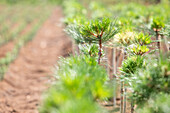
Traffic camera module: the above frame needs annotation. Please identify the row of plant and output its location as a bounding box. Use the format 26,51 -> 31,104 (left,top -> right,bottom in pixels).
0,5 -> 53,46
40,55 -> 115,113
0,0 -> 62,5
125,54 -> 169,113
62,0 -> 169,52
0,20 -> 40,80
40,0 -> 169,112
0,5 -> 55,80
40,50 -> 169,113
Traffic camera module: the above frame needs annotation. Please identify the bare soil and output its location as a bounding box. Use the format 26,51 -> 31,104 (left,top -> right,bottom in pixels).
0,7 -> 72,113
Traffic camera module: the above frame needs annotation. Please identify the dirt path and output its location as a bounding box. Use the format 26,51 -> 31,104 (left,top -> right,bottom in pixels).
0,7 -> 72,113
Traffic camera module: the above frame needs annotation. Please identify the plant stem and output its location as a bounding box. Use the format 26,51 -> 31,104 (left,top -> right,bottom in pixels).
131,100 -> 134,113
98,37 -> 102,64
123,87 -> 127,113
120,81 -> 124,113
155,29 -> 160,51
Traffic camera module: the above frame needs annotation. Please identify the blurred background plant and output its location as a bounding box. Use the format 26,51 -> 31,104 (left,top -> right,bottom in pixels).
39,56 -> 114,113
130,54 -> 170,106
0,3 -> 55,79
136,93 -> 170,113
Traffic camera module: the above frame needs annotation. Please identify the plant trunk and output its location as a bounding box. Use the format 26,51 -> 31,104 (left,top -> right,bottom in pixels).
123,88 -> 127,113
120,81 -> 124,113
120,48 -> 127,113
131,101 -> 134,113
156,29 -> 160,51
98,38 -> 102,64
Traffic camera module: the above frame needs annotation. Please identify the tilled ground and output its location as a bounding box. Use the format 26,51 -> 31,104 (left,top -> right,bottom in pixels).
0,7 -> 71,113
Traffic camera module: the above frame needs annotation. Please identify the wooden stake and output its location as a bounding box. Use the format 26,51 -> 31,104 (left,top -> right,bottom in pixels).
112,48 -> 117,107
72,40 -> 75,56
123,48 -> 127,113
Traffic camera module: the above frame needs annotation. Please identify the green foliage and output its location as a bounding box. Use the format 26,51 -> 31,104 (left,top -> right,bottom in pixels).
66,17 -> 119,64
111,31 -> 151,56
109,2 -> 170,31
131,44 -> 150,55
0,0 -> 62,4
131,54 -> 170,105
66,18 -> 119,44
160,23 -> 170,37
113,31 -> 136,46
56,56 -> 113,99
78,44 -> 99,57
120,55 -> 145,77
129,32 -> 151,55
112,31 -> 151,48
39,56 -> 114,113
137,93 -> 170,113
80,18 -> 119,43
118,18 -> 133,30
89,1 -> 112,18
64,16 -> 87,26
135,32 -> 151,45
38,0 -> 170,112
62,0 -> 87,25
39,87 -> 107,113
151,17 -> 165,30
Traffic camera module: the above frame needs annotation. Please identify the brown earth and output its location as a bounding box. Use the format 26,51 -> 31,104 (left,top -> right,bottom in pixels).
0,7 -> 72,113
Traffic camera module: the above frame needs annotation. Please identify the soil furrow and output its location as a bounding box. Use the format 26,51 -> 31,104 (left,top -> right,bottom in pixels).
0,7 -> 72,113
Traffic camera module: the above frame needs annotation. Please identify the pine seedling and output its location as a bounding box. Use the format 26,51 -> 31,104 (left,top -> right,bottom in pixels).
112,31 -> 136,47
151,17 -> 165,50
135,32 -> 151,45
115,32 -> 151,112
129,33 -> 151,55
151,17 -> 165,31
130,44 -> 149,55
66,17 -> 119,64
125,32 -> 152,56
130,54 -> 170,105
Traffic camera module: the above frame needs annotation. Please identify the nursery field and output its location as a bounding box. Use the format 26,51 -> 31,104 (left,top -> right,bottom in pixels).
0,1 -> 72,112
0,0 -> 170,113
0,4 -> 56,79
